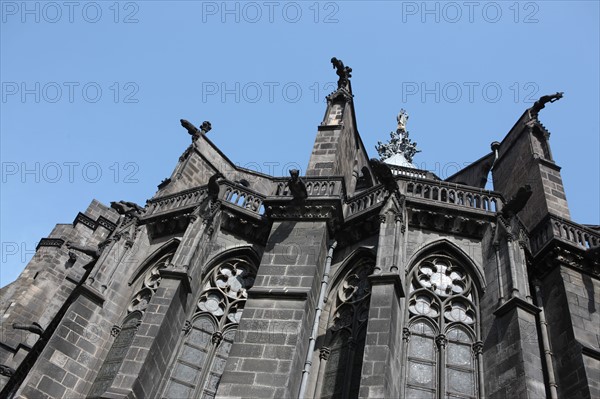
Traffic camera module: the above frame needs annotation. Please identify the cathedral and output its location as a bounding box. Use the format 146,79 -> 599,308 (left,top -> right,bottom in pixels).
1,59 -> 598,399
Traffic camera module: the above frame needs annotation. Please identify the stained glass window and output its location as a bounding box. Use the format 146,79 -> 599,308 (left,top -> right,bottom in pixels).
404,253 -> 481,399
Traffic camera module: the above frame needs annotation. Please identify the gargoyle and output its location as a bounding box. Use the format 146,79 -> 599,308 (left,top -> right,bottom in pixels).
66,241 -> 101,259
0,365 -> 16,377
12,321 -> 44,336
369,158 -> 397,193
110,201 -> 143,216
208,172 -> 224,201
180,119 -> 212,141
331,57 -> 352,89
530,92 -> 563,117
287,169 -> 308,201
501,185 -> 533,218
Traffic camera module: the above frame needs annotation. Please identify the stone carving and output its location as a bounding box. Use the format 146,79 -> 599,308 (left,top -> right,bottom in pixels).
472,341 -> 483,355
12,321 -> 44,336
286,169 -> 308,201
501,185 -> 533,218
331,57 -> 352,89
110,201 -> 144,216
319,347 -> 331,360
530,92 -> 563,117
182,320 -> 192,335
375,109 -> 420,163
0,365 -> 16,377
355,166 -> 373,190
402,327 -> 411,342
435,334 -> 448,348
180,119 -> 212,141
111,325 -> 121,337
369,158 -> 397,193
66,241 -> 101,259
208,172 -> 225,201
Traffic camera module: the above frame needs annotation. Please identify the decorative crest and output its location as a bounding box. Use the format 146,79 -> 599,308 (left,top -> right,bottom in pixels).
375,109 -> 420,163
331,57 -> 352,89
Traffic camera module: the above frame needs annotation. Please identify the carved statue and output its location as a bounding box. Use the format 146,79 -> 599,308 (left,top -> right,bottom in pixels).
286,169 -> 308,201
180,119 -> 212,141
356,166 -> 373,190
331,57 -> 352,89
375,110 -> 420,163
12,321 -> 44,336
66,241 -> 101,259
208,172 -> 224,201
530,92 -> 563,117
397,108 -> 409,132
110,201 -> 143,216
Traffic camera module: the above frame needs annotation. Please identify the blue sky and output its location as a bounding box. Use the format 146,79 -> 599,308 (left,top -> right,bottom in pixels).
1,1 -> 599,287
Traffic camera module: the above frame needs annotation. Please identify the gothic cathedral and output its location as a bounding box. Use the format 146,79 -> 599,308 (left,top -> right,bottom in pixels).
1,59 -> 598,398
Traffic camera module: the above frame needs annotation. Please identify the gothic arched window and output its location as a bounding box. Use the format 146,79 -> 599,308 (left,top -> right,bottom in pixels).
317,257 -> 374,399
403,253 -> 482,399
162,255 -> 256,399
88,251 -> 174,398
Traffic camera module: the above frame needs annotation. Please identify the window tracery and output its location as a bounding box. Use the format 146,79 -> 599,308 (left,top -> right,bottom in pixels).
88,251 -> 174,398
162,255 -> 256,399
404,253 -> 481,399
318,257 -> 374,399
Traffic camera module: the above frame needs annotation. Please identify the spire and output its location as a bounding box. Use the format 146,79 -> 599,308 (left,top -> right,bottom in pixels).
375,109 -> 420,167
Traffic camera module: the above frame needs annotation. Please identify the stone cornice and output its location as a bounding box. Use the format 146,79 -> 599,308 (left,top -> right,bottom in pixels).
35,238 -> 65,251
72,212 -> 117,232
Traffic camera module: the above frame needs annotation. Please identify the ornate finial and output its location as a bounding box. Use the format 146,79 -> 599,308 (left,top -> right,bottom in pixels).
331,57 -> 352,89
530,92 -> 563,118
375,109 -> 420,163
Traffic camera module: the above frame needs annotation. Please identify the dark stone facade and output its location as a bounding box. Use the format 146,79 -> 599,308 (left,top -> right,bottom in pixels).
1,61 -> 598,399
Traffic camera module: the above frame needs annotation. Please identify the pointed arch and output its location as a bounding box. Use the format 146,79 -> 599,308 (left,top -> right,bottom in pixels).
328,247 -> 376,290
316,248 -> 375,399
406,239 -> 486,294
200,245 -> 261,280
403,239 -> 483,399
161,248 -> 258,398
127,238 -> 180,286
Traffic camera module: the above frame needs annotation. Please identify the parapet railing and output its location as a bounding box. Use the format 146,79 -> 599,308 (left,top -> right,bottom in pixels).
406,181 -> 502,213
530,214 -> 600,255
388,164 -> 437,180
272,177 -> 345,198
145,186 -> 208,217
221,181 -> 266,216
345,186 -> 387,217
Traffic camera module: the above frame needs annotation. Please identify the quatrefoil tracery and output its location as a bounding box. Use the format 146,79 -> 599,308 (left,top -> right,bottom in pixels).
416,257 -> 469,297
195,257 -> 256,327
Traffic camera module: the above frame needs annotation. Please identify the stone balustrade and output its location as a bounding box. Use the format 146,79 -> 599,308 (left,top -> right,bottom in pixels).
406,181 -> 502,213
272,177 -> 344,198
146,186 -> 208,217
530,215 -> 600,255
222,181 -> 266,215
